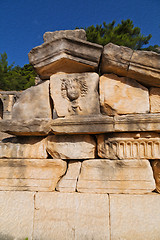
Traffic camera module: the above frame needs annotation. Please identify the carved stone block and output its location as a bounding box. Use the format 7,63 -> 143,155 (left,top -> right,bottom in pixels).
43,29 -> 87,42
100,43 -> 160,87
110,194 -> 160,240
47,134 -> 96,159
12,81 -> 51,121
0,137 -> 47,159
151,160 -> 160,193
34,192 -> 110,240
28,37 -> 103,79
50,72 -> 100,117
97,132 -> 160,160
100,43 -> 133,76
77,159 -> 155,193
0,158 -> 67,191
150,87 -> 160,113
56,160 -> 81,192
100,74 -> 149,115
128,50 -> 160,87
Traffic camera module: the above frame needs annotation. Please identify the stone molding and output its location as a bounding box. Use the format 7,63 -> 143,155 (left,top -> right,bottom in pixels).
98,133 -> 160,159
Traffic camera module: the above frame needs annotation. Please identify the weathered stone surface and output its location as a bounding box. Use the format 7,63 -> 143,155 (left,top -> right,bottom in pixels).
0,136 -> 47,158
0,158 -> 67,191
0,191 -> 34,239
2,113 -> 160,136
77,159 -> 155,193
12,80 -> 51,121
100,43 -> 133,76
0,91 -> 20,120
50,115 -> 114,134
100,74 -> 149,115
56,160 -> 81,192
110,194 -> 160,240
149,87 -> 160,113
50,72 -> 100,117
0,118 -> 52,136
34,192 -> 109,240
150,160 -> 160,193
100,43 -> 160,87
28,38 -> 103,79
47,135 -> 96,159
97,132 -> 160,160
114,113 -> 160,132
0,131 -> 11,141
43,29 -> 87,42
128,50 -> 160,87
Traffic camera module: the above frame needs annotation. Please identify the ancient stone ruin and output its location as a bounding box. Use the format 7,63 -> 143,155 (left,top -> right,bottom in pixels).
0,29 -> 160,239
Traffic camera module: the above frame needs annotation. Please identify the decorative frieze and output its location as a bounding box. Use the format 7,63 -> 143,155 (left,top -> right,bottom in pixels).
97,132 -> 160,159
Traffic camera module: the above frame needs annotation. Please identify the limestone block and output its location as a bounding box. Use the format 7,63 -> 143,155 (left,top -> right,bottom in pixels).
3,113 -> 160,137
56,160 -> 81,192
97,132 -> 160,160
150,160 -> 160,193
0,118 -> 51,136
100,74 -> 149,115
100,43 -> 160,87
28,37 -> 103,79
150,87 -> 160,113
34,192 -> 109,240
100,43 -> 133,76
114,113 -> 160,132
77,159 -> 155,194
110,194 -> 160,240
0,191 -> 34,240
43,29 -> 87,42
0,136 -> 47,158
47,135 -> 96,159
12,80 -> 51,121
50,115 -> 114,134
50,72 -> 100,117
0,158 -> 67,191
128,50 -> 160,87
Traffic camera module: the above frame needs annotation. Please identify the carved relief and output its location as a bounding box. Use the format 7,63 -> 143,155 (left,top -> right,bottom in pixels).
98,133 -> 160,159
50,72 -> 100,117
61,77 -> 88,115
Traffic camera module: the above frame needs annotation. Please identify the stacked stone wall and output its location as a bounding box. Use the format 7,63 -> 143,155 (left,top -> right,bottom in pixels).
0,29 -> 160,239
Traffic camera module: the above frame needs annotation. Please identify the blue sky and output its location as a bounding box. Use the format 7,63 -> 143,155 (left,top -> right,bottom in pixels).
0,0 -> 160,67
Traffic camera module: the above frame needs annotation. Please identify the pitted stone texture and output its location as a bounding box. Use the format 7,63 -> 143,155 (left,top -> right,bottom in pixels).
0,158 -> 67,191
151,160 -> 160,193
47,135 -> 96,159
97,132 -> 160,160
110,194 -> 160,240
12,80 -> 51,121
34,192 -> 109,240
50,72 -> 100,117
43,29 -> 87,42
77,159 -> 155,194
100,74 -> 149,115
128,50 -> 160,87
0,136 -> 47,158
56,160 -> 81,192
28,38 -> 103,79
100,43 -> 133,76
150,87 -> 160,113
0,191 -> 34,240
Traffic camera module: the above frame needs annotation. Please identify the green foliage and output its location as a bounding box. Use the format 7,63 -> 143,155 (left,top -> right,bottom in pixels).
83,19 -> 159,51
142,45 -> 160,53
0,52 -> 36,91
